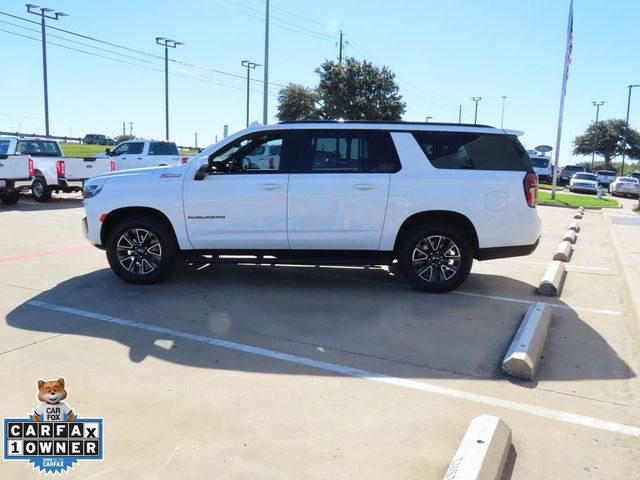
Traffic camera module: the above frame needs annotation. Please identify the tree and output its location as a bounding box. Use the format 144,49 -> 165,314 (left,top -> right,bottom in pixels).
315,58 -> 405,120
114,134 -> 135,143
276,84 -> 319,122
573,119 -> 640,169
275,57 -> 406,122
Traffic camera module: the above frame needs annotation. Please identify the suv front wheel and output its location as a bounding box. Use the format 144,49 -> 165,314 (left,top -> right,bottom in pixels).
105,215 -> 177,284
398,222 -> 473,293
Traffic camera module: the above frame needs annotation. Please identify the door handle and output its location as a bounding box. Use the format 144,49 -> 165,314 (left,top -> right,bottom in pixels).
259,183 -> 282,191
353,183 -> 376,191
137,157 -> 143,160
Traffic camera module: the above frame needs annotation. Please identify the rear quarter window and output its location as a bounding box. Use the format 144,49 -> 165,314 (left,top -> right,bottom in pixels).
149,142 -> 179,155
411,132 -> 532,171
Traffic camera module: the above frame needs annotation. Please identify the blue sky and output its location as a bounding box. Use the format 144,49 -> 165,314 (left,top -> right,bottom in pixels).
0,0 -> 638,166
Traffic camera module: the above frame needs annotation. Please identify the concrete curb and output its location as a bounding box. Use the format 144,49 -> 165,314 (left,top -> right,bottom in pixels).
553,241 -> 573,262
537,203 -> 622,210
563,229 -> 578,244
442,415 -> 511,480
602,210 -> 640,330
568,221 -> 580,232
502,303 -> 551,380
537,261 -> 566,296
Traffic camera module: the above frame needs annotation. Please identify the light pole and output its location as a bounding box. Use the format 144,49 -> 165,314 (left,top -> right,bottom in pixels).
26,4 -> 68,137
622,84 -> 640,175
425,116 -> 433,123
242,60 -> 261,128
155,37 -> 183,141
471,97 -> 482,124
590,100 -> 605,170
500,96 -> 507,128
263,0 -> 269,125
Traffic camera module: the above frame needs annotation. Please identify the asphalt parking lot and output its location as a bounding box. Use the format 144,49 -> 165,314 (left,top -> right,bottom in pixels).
1,193 -> 639,479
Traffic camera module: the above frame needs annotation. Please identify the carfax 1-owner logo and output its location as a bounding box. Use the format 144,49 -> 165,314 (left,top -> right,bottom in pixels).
3,377 -> 104,474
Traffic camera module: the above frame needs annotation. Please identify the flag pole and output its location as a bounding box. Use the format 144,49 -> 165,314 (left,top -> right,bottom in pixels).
551,0 -> 573,200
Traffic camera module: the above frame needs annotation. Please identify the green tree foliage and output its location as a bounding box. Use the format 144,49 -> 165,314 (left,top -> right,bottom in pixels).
573,119 -> 640,168
276,84 -> 319,122
275,58 -> 406,122
114,134 -> 135,143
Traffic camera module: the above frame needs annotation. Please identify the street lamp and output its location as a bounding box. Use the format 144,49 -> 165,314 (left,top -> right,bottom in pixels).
590,100 -> 605,170
471,97 -> 482,125
26,4 -> 68,137
155,37 -> 184,141
500,96 -> 507,128
622,84 -> 640,175
242,60 -> 261,128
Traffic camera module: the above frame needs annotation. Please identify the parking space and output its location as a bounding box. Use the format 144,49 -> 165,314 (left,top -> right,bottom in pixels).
1,197 -> 639,479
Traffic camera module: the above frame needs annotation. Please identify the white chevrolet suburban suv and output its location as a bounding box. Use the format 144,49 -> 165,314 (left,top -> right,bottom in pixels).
82,122 -> 541,293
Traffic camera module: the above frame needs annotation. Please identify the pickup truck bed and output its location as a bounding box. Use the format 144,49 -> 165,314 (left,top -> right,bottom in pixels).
0,154 -> 33,205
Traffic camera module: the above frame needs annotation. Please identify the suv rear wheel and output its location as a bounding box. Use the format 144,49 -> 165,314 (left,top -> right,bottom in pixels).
398,222 -> 473,293
105,215 -> 177,284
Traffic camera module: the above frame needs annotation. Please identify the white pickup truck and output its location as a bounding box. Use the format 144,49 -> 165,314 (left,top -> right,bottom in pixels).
6,137 -> 113,202
103,139 -> 189,170
0,137 -> 34,205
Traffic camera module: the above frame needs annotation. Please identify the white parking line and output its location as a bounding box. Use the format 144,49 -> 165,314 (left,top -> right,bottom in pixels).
452,291 -> 623,316
27,300 -> 639,438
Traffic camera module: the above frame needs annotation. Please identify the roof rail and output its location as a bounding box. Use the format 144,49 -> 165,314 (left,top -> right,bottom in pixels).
277,120 -> 495,128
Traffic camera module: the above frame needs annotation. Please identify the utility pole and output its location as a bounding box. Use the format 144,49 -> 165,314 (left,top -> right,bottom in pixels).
471,97 -> 482,125
425,116 -> 433,123
155,37 -> 184,141
263,0 -> 270,125
622,84 -> 640,176
26,4 -> 68,137
122,122 -> 126,136
590,100 -> 605,170
458,105 -> 462,124
128,122 -> 134,137
195,132 -> 198,149
339,30 -> 343,64
500,96 -> 508,128
242,60 -> 261,128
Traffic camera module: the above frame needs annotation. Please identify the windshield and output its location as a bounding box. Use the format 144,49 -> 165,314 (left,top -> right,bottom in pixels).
16,140 -> 62,156
574,173 -> 596,181
532,158 -> 550,168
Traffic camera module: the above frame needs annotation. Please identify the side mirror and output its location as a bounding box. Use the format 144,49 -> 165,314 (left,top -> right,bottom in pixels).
105,148 -> 111,156
194,164 -> 210,181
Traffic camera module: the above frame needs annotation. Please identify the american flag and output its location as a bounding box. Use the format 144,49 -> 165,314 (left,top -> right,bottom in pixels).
562,0 -> 574,95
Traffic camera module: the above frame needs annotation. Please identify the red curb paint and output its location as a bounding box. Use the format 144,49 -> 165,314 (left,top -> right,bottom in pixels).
0,246 -> 93,263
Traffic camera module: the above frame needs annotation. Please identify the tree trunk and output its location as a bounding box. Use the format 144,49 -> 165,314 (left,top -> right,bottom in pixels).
604,155 -> 612,169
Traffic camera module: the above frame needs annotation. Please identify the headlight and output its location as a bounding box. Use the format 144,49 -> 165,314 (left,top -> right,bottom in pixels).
82,183 -> 103,199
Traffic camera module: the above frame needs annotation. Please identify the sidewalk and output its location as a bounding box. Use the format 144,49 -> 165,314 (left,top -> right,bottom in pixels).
603,205 -> 640,325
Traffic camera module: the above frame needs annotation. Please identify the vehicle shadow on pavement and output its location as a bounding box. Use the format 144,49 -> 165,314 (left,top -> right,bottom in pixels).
0,193 -> 83,211
5,263 -> 636,385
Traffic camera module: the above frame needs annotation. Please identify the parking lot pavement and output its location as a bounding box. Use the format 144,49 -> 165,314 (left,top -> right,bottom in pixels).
1,198 -> 639,479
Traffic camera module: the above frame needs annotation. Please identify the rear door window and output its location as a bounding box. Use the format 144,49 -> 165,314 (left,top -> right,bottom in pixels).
149,142 -> 179,155
0,140 -> 10,154
290,130 -> 401,173
411,132 -> 532,171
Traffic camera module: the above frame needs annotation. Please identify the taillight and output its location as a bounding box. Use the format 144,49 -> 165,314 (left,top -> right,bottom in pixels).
110,160 -> 116,172
56,160 -> 65,178
28,157 -> 34,177
524,172 -> 538,208
181,156 -> 188,164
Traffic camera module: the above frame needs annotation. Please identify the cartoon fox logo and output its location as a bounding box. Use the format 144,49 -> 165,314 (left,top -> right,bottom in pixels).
32,377 -> 75,422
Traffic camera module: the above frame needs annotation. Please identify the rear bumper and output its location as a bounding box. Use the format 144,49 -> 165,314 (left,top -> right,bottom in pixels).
476,237 -> 540,261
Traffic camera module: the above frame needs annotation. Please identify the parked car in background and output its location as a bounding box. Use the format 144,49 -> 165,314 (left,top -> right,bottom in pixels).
569,172 -> 599,194
531,156 -> 553,182
609,176 -> 640,198
559,165 -> 587,184
0,136 -> 34,205
595,169 -> 617,187
6,136 -> 113,202
84,134 -> 115,145
628,171 -> 640,182
82,121 -> 541,292
103,139 -> 188,170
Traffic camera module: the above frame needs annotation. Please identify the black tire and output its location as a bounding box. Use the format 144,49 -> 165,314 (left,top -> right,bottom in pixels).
398,222 -> 473,293
0,191 -> 20,205
32,176 -> 52,202
105,215 -> 177,284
